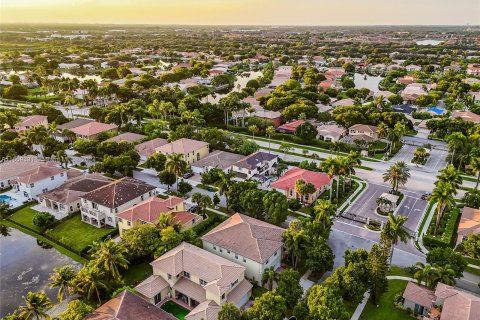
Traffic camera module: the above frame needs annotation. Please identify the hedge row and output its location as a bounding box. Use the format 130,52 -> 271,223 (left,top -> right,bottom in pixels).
192,211 -> 228,236
424,207 -> 461,249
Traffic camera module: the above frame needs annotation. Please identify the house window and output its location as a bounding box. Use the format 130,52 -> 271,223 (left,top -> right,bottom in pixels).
235,254 -> 238,259
92,203 -> 98,209
119,218 -> 123,223
127,221 -> 131,226
227,250 -> 230,254
289,189 -> 293,196
219,248 -> 223,253
60,173 -> 64,177
168,274 -> 172,280
141,195 -> 144,201
243,257 -> 246,263
108,217 -> 112,222
230,279 -> 238,288
200,279 -> 207,286
221,293 -> 225,300
51,176 -> 55,180
115,208 -> 118,213
30,183 -> 34,187
213,245 -> 216,250
69,206 -> 73,211
266,258 -> 270,264
77,203 -> 80,208
184,271 -> 190,279
274,251 -> 277,256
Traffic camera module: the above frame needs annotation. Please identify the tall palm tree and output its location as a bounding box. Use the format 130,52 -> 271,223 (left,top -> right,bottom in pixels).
376,122 -> 387,140
468,157 -> 480,190
433,264 -> 456,286
90,240 -> 129,279
165,153 -> 188,190
413,262 -> 436,289
214,171 -> 235,211
383,161 -> 410,192
266,126 -> 275,154
381,213 -> 410,264
446,132 -> 466,166
312,199 -> 336,231
319,156 -> 340,201
261,267 -> 280,291
436,165 -> 463,195
18,291 -> 53,320
431,181 -> 455,233
23,126 -> 48,156
157,213 -> 179,231
387,127 -> 400,155
48,266 -> 76,302
73,266 -> 109,305
283,226 -> 309,269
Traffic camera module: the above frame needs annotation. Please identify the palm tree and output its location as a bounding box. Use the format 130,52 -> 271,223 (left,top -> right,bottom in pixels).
55,150 -> 72,169
261,267 -> 280,291
248,124 -> 259,139
383,161 -> 410,192
90,240 -> 129,279
381,213 -> 410,264
446,132 -> 466,166
23,126 -> 48,156
157,213 -> 175,229
165,153 -> 188,190
73,266 -> 109,304
387,127 -> 400,155
345,151 -> 361,186
431,181 -> 455,233
376,122 -> 387,139
18,291 -> 53,320
413,262 -> 436,289
312,199 -> 336,230
468,157 -> 480,190
214,171 -> 235,211
48,266 -> 76,302
436,165 -> 463,195
279,142 -> 292,161
266,126 -> 275,154
283,225 -> 309,269
319,156 -> 340,201
433,264 -> 456,287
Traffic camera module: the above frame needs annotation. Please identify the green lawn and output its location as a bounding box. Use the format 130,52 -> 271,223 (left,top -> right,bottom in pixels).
252,286 -> 268,299
359,280 -> 414,320
161,301 -> 190,320
124,262 -> 153,286
9,204 -> 45,232
47,214 -> 116,252
388,266 -> 413,278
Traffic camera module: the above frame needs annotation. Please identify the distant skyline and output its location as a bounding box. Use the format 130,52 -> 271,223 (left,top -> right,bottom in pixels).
1,0 -> 479,26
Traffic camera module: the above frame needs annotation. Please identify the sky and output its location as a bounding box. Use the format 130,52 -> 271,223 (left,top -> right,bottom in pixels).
1,0 -> 479,25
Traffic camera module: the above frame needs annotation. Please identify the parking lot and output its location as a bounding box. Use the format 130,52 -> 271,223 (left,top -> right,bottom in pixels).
391,143 -> 448,173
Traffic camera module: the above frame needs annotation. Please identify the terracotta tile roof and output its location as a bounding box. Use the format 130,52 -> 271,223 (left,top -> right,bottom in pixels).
66,169 -> 84,179
171,211 -> 198,225
155,138 -> 208,155
135,275 -> 169,299
185,300 -> 220,320
39,174 -> 112,205
435,283 -> 480,320
85,290 -> 176,320
150,242 -> 245,297
81,177 -> 156,208
106,132 -> 147,143
317,124 -> 347,138
71,121 -> 118,137
16,115 -> 48,128
457,207 -> 480,237
0,156 -> 45,180
402,282 -> 435,308
191,150 -> 245,171
233,151 -> 277,170
451,111 -> 480,123
202,213 -> 284,263
57,118 -> 94,130
135,138 -> 169,158
117,196 -> 184,223
349,124 -> 378,133
226,279 -> 253,305
277,120 -> 305,133
271,167 -> 331,191
16,165 -> 66,184
173,277 -> 207,303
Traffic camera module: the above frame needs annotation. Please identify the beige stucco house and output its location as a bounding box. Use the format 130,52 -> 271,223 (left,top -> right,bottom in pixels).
155,138 -> 209,165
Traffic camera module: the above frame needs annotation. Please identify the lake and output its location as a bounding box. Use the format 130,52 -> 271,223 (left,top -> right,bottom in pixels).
0,226 -> 81,317
353,73 -> 383,93
416,39 -> 443,46
60,73 -> 103,82
202,70 -> 263,103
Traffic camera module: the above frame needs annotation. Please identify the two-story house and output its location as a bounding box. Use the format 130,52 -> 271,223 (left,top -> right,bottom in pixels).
15,165 -> 68,200
135,242 -> 252,320
80,177 -> 157,228
155,138 -> 209,165
348,124 -> 379,142
117,196 -> 202,235
14,115 -> 48,133
201,213 -> 284,283
231,151 -> 278,180
271,167 -> 332,204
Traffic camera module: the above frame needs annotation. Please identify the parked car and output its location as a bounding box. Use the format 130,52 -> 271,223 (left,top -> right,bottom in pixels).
188,205 -> 199,213
421,193 -> 431,200
183,172 -> 194,179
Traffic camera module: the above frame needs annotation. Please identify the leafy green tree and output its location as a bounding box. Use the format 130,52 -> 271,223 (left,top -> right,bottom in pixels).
121,224 -> 161,259
144,153 -> 167,172
367,243 -> 389,304
33,212 -> 55,231
463,234 -> 480,259
238,139 -> 260,155
158,170 -> 176,191
248,291 -> 287,320
305,237 -> 335,276
218,303 -> 241,320
177,180 -> 193,196
263,191 -> 289,225
276,268 -> 303,309
292,300 -> 310,320
295,122 -> 317,140
18,291 -> 53,320
426,247 -> 467,278
159,226 -> 183,251
73,139 -> 99,155
72,264 -> 110,304
239,189 -> 265,219
48,265 -> 76,302
60,299 -> 94,320
306,284 -> 349,320
283,221 -> 309,268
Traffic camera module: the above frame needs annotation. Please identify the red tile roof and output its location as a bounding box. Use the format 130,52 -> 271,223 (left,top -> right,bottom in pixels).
271,167 -> 331,191
277,120 -> 305,133
117,196 -> 184,223
71,121 -> 118,137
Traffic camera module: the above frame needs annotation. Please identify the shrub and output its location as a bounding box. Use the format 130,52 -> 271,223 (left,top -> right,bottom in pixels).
288,199 -> 302,211
33,212 -> 56,231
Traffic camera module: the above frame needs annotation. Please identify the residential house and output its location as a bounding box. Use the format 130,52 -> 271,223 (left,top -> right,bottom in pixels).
70,121 -> 118,140
80,177 -> 157,228
135,242 -> 252,320
135,138 -> 169,161
56,118 -> 94,142
401,83 -> 427,103
117,196 -> 201,235
451,111 -> 480,124
331,98 -> 355,107
456,207 -> 480,245
0,156 -> 46,190
277,120 -> 305,134
255,110 -> 283,128
14,165 -> 68,200
191,150 -> 245,174
14,115 -> 48,133
202,213 -> 284,283
85,290 -> 176,320
348,124 -> 379,141
156,138 -> 209,165
231,151 -> 278,181
105,132 -> 146,143
271,167 -> 331,204
317,124 -> 347,142
38,173 -> 112,217
466,64 -> 480,76
405,65 -> 422,72
401,281 -> 436,317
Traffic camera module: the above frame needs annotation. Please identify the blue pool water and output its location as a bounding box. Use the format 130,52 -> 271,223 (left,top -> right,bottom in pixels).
0,195 -> 12,203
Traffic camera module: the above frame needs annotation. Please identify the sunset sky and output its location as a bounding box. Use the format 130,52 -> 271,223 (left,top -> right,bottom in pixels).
1,0 -> 479,25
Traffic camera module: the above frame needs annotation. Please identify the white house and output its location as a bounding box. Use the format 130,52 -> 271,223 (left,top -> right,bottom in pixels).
80,177 -> 157,228
201,213 -> 284,283
231,151 -> 278,181
15,165 -> 68,200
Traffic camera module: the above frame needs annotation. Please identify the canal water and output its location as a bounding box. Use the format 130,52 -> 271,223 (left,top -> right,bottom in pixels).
202,71 -> 263,103
416,39 -> 443,46
353,73 -> 383,93
0,226 -> 80,317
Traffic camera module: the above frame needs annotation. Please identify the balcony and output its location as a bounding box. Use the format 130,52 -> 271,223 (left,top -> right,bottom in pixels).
80,206 -> 105,218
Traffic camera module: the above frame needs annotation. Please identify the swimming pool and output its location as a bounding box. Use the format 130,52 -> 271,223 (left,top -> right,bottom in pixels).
0,195 -> 13,203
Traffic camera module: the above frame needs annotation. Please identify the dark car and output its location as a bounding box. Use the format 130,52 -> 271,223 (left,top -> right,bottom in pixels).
421,193 -> 431,200
183,172 -> 194,179
188,205 -> 199,213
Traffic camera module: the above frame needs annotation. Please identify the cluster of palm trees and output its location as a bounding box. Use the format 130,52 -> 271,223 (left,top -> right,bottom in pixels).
382,161 -> 411,193
319,151 -> 362,201
413,262 -> 456,289
446,131 -> 479,173
430,165 -> 462,234
376,121 -> 408,156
